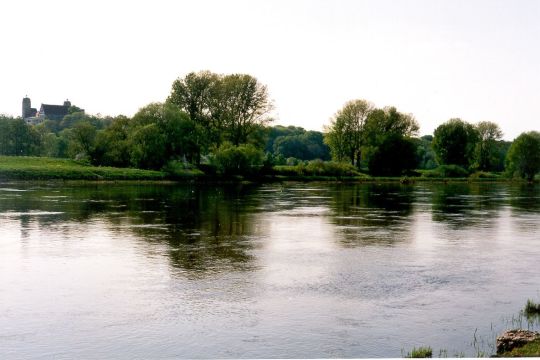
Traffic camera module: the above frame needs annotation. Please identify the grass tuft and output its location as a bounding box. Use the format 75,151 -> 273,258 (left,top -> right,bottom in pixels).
405,346 -> 433,358
525,299 -> 540,316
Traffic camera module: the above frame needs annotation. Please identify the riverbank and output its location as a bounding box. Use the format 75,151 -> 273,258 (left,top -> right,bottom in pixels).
1,156 -> 538,183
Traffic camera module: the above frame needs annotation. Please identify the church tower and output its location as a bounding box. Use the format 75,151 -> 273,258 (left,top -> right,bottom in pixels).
22,96 -> 31,119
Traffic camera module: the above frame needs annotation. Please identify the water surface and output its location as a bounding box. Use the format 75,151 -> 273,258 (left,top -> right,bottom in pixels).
1,182 -> 539,358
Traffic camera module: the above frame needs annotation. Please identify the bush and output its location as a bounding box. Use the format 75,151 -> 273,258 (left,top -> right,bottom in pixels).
468,171 -> 500,179
162,160 -> 204,178
421,165 -> 469,178
274,160 -> 363,177
211,143 -> 264,176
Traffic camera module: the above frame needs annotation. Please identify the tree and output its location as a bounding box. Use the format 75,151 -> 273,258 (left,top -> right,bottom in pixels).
361,106 -> 419,171
364,106 -> 419,146
0,116 -> 41,156
473,121 -> 503,171
324,99 -> 374,167
129,123 -> 166,170
132,102 -> 202,164
432,118 -> 479,167
368,134 -> 417,176
167,71 -> 219,146
217,73 -> 273,145
68,121 -> 97,160
168,71 -> 273,148
505,131 -> 540,181
93,116 -> 132,167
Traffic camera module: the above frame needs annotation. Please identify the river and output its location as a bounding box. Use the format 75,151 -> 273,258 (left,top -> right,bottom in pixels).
1,182 -> 539,358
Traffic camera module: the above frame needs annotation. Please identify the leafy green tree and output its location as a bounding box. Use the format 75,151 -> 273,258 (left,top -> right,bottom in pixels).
217,73 -> 273,145
324,99 -> 374,167
168,71 -> 273,149
414,135 -> 437,169
132,102 -> 202,164
505,131 -> 540,181
474,121 -> 503,171
129,123 -> 167,170
432,118 -> 479,167
364,106 -> 419,146
0,116 -> 41,156
93,116 -> 132,167
368,134 -> 417,176
361,106 -> 419,171
265,125 -> 305,153
68,121 -> 97,160
273,130 -> 330,161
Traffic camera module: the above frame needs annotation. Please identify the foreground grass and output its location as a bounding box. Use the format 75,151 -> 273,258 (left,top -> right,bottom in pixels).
0,156 -> 166,180
404,346 -> 433,358
498,339 -> 540,357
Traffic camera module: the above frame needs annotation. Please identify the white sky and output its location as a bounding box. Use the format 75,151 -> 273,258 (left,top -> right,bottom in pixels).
1,0 -> 539,140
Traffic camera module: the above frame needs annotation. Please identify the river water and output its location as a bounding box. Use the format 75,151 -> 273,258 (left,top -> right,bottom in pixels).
1,181 -> 539,358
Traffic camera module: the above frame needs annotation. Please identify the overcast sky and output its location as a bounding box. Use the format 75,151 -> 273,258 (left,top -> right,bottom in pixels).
1,0 -> 539,139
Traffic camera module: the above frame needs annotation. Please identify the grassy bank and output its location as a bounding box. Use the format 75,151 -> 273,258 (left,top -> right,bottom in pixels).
0,156 -> 166,180
498,339 -> 540,357
0,156 -> 537,183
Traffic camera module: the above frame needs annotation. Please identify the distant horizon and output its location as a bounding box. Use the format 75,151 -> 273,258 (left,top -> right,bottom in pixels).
2,0 -> 539,141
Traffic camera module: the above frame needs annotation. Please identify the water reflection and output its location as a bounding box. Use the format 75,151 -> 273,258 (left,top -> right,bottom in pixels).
0,183 -> 263,275
328,183 -> 415,246
1,182 -> 540,358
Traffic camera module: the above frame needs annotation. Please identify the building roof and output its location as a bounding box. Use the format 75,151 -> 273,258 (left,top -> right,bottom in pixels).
40,104 -> 69,117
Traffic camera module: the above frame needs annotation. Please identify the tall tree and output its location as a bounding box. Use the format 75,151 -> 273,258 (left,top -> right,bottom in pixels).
505,131 -> 540,181
474,121 -> 503,171
168,71 -> 272,147
432,118 -> 479,167
324,99 -> 374,167
218,73 -> 273,145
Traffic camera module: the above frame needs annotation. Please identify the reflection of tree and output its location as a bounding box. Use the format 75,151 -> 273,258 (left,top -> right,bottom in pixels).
509,184 -> 540,213
329,183 -> 415,246
430,183 -> 506,227
2,183 -> 261,276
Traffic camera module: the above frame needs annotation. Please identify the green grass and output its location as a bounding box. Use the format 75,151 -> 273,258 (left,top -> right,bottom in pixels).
498,339 -> 540,357
404,346 -> 433,358
0,156 -> 166,180
525,299 -> 540,316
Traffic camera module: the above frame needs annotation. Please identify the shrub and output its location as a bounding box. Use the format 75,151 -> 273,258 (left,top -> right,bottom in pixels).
162,160 -> 204,178
421,165 -> 469,178
211,142 -> 264,176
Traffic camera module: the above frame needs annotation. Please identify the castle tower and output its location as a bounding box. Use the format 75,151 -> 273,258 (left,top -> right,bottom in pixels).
63,99 -> 71,108
22,96 -> 31,119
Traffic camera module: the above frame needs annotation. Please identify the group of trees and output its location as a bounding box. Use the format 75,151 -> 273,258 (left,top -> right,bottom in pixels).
324,99 -> 539,179
1,71 -> 539,180
323,99 -> 419,176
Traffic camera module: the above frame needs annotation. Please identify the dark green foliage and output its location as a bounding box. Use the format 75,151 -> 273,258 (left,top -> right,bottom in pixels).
368,134 -> 417,176
505,131 -> 540,181
265,125 -> 305,153
210,142 -> 264,176
0,116 -> 42,156
414,136 -> 437,170
273,160 -> 362,177
525,299 -> 540,315
421,164 -> 469,178
432,118 -> 479,167
273,130 -> 330,161
129,123 -> 167,170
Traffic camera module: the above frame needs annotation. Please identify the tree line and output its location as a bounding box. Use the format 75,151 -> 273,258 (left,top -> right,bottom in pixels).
1,70 -> 539,180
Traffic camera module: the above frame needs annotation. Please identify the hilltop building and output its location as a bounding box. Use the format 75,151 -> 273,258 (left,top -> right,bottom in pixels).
22,96 -> 81,125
